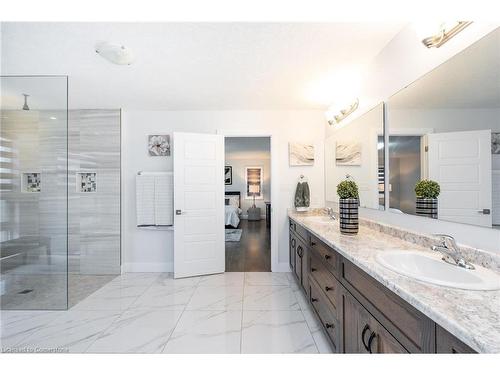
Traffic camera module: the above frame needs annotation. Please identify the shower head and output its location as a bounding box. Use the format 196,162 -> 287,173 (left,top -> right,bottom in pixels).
22,94 -> 30,111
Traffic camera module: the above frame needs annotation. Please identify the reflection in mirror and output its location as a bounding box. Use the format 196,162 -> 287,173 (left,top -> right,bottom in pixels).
387,27 -> 500,228
325,103 -> 385,210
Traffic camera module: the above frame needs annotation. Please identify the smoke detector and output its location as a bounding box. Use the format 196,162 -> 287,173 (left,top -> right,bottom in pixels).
95,41 -> 135,65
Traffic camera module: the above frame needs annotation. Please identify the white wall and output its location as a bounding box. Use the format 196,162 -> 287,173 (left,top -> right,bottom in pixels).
122,110 -> 325,272
325,23 -> 500,253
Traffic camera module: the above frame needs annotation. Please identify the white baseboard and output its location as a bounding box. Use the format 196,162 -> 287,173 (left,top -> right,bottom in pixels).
122,262 -> 173,273
272,262 -> 292,272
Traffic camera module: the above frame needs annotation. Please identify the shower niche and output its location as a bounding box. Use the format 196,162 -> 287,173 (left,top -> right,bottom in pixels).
21,172 -> 41,193
77,171 -> 97,193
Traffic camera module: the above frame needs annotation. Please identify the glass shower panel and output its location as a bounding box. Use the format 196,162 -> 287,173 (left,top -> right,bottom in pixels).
0,76 -> 68,310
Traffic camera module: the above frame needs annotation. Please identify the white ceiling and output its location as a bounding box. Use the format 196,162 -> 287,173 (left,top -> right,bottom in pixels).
1,22 -> 403,110
389,27 -> 500,109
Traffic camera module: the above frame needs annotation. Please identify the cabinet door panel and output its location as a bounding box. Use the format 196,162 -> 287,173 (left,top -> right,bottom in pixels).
343,292 -> 407,354
289,231 -> 296,272
294,238 -> 306,283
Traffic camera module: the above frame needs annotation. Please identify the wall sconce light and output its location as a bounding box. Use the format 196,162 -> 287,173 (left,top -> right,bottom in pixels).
418,21 -> 472,48
325,98 -> 359,126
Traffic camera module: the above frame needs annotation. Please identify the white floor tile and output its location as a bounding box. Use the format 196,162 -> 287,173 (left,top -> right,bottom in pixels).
241,310 -> 317,353
1,310 -> 62,349
130,285 -> 196,310
301,306 -> 321,332
152,273 -> 202,287
186,286 -> 243,311
198,272 -> 244,287
15,310 -> 121,353
162,310 -> 242,353
86,309 -> 183,353
294,290 -> 311,312
108,273 -> 161,287
245,272 -> 290,286
71,285 -> 146,311
243,285 -> 300,310
312,329 -> 334,354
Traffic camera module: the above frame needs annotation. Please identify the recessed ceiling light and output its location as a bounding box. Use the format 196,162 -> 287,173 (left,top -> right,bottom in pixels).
95,41 -> 135,65
50,116 -> 57,120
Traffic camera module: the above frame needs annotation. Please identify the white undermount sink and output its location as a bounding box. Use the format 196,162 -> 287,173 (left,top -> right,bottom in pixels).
376,251 -> 500,291
306,216 -> 334,224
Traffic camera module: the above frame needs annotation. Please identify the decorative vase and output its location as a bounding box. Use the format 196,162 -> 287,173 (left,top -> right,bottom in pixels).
339,198 -> 359,235
415,197 -> 438,219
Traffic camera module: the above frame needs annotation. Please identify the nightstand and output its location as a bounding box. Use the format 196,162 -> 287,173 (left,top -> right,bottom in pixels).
247,207 -> 261,221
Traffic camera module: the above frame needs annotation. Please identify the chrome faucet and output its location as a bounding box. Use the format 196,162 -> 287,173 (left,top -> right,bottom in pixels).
325,207 -> 337,220
431,234 -> 475,270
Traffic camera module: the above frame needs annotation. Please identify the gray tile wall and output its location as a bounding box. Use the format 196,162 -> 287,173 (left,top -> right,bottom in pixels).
1,109 -> 121,276
69,110 -> 121,275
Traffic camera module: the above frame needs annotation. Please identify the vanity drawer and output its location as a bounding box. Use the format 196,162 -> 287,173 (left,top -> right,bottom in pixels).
310,278 -> 340,352
342,258 -> 434,353
289,219 -> 309,244
436,325 -> 476,353
310,252 -> 340,310
310,234 -> 339,277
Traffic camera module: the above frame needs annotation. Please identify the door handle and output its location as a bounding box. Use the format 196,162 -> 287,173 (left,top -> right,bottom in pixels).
175,210 -> 182,215
478,209 -> 491,215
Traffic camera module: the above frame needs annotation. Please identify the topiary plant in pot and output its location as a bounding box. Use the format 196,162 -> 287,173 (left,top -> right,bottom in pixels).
337,179 -> 359,235
414,179 -> 440,219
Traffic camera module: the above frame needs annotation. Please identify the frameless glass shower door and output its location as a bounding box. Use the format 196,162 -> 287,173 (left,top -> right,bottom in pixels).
0,75 -> 68,310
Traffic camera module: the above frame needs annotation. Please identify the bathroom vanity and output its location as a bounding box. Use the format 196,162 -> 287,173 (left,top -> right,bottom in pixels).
289,212 -> 500,353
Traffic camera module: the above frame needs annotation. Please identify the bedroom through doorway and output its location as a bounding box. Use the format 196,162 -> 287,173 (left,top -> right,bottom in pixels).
224,137 -> 271,272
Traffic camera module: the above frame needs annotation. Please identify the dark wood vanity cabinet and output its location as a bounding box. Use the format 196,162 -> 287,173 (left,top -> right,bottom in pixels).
289,221 -> 310,298
436,325 -> 475,353
343,292 -> 408,353
288,219 -> 477,354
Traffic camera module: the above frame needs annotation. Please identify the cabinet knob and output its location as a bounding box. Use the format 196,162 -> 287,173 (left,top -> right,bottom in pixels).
311,298 -> 318,303
324,254 -> 331,260
311,267 -> 317,272
325,286 -> 332,292
311,241 -> 316,246
325,323 -> 334,329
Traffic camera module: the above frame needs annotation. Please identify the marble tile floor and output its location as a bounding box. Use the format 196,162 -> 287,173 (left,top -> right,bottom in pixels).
0,273 -> 117,310
0,272 -> 333,354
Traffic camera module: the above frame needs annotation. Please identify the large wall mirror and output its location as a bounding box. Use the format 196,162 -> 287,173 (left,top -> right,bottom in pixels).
386,27 -> 500,228
325,102 -> 385,210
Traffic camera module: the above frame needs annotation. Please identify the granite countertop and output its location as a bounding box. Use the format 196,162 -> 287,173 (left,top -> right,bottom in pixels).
288,210 -> 500,353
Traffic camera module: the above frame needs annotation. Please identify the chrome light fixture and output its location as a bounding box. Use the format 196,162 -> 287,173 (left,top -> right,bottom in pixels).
325,98 -> 359,126
420,21 -> 472,48
95,41 -> 135,65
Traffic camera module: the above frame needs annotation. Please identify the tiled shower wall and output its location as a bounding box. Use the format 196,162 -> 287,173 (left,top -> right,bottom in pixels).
0,110 -> 68,262
69,110 -> 121,274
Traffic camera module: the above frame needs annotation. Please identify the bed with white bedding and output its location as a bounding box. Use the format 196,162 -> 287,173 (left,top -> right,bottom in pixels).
225,192 -> 242,228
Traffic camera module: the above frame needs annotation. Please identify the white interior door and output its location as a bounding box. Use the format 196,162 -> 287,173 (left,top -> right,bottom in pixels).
173,132 -> 224,278
427,130 -> 492,227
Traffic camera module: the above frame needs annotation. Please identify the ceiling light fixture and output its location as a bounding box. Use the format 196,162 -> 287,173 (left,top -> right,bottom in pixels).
325,98 -> 359,126
95,41 -> 135,65
417,21 -> 472,48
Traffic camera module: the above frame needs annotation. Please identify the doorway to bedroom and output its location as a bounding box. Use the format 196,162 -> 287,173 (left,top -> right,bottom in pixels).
224,137 -> 271,271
